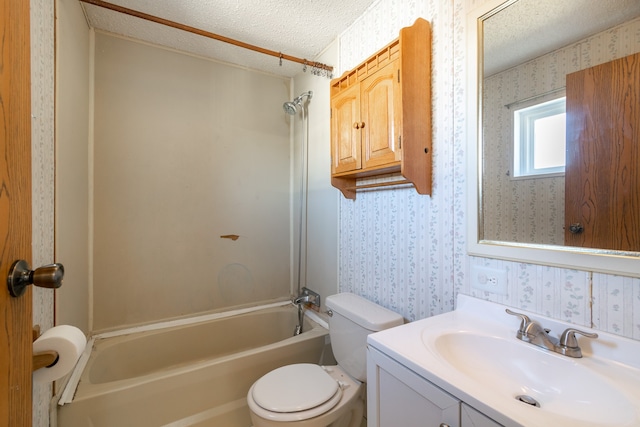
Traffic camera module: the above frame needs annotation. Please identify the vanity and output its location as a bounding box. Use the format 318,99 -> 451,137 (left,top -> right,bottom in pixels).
366,295 -> 640,427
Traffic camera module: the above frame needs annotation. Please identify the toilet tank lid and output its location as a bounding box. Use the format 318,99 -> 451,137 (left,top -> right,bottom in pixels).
325,293 -> 403,331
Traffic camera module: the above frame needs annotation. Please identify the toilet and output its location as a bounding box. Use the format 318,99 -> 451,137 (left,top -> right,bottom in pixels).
247,293 -> 403,427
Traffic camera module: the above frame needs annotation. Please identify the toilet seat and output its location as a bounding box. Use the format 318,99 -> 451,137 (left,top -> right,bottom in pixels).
249,364 -> 343,422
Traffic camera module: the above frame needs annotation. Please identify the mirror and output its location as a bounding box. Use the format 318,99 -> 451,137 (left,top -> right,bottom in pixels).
467,0 -> 640,277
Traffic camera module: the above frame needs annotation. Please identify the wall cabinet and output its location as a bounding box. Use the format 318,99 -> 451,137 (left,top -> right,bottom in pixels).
367,347 -> 503,427
330,18 -> 432,199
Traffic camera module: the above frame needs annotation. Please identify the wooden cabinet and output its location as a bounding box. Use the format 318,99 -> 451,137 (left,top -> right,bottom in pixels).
330,18 -> 432,199
360,60 -> 402,170
331,83 -> 362,174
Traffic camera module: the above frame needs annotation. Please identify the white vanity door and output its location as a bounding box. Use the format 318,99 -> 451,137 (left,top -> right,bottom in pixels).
461,403 -> 503,427
368,347 -> 460,427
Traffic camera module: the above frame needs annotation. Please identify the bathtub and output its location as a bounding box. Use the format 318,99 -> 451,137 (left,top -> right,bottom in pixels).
57,304 -> 329,427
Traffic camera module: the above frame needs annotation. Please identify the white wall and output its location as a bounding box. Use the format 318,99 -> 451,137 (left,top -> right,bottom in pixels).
335,0 -> 640,340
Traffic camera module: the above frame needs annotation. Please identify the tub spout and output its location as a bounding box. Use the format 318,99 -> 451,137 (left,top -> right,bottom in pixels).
292,287 -> 320,308
293,294 -> 316,305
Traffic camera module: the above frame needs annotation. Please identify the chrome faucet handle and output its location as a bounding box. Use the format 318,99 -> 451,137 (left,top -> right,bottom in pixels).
559,328 -> 598,348
505,309 -> 531,338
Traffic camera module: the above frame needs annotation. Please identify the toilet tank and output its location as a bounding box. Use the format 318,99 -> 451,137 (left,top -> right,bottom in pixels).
325,293 -> 403,382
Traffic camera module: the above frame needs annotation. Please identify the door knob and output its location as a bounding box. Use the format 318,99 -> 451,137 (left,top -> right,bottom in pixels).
568,223 -> 584,234
7,260 -> 64,297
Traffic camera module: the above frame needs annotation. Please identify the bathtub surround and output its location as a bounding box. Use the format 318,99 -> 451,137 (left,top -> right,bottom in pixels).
55,0 -> 340,373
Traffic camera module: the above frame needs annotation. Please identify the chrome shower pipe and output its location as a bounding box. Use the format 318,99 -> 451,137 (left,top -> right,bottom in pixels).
283,90 -> 313,309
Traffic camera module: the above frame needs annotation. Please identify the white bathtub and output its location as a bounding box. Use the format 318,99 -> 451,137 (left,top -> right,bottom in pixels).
57,304 -> 329,426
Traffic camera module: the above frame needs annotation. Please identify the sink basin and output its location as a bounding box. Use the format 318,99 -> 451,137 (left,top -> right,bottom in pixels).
428,331 -> 637,426
369,295 -> 640,427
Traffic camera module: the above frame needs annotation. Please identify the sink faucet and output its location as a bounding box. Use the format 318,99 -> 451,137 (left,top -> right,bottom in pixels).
521,320 -> 558,352
506,309 -> 598,358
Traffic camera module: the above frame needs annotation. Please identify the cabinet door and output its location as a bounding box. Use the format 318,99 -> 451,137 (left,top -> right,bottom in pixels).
331,84 -> 362,174
360,60 -> 402,170
461,404 -> 503,427
368,347 -> 460,427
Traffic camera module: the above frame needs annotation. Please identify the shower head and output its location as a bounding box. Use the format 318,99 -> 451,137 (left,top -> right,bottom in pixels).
283,91 -> 313,115
283,101 -> 298,115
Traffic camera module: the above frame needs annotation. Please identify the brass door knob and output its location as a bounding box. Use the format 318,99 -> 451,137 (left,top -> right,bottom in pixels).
7,260 -> 64,297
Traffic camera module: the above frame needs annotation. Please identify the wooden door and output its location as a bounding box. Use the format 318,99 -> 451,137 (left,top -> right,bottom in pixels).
565,52 -> 640,251
360,60 -> 402,170
1,0 -> 33,425
331,83 -> 361,174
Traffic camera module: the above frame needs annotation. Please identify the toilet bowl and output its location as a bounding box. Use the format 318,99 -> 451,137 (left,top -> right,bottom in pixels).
247,293 -> 403,427
247,364 -> 363,427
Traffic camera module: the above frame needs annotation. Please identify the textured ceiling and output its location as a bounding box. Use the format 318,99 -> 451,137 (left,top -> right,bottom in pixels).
83,1 -> 640,79
81,0 -> 378,78
483,0 -> 640,76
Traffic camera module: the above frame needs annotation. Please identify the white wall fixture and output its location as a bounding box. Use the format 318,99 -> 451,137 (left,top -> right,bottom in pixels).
470,265 -> 507,295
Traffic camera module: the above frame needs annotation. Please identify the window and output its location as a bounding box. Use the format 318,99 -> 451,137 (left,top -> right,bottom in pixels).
513,97 -> 566,178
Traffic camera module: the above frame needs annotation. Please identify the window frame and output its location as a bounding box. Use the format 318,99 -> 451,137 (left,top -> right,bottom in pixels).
512,96 -> 566,179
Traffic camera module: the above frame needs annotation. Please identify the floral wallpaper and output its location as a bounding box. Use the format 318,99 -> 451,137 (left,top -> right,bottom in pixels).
31,0 -> 56,425
338,0 -> 457,321
336,0 -> 640,342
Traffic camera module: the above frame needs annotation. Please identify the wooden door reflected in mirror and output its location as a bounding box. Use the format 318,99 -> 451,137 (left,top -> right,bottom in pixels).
565,52 -> 640,251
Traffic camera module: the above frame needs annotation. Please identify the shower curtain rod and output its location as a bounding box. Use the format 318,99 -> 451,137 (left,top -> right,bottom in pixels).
80,0 -> 334,74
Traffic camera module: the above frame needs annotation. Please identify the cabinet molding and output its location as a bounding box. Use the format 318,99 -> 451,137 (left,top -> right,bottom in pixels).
330,18 -> 432,199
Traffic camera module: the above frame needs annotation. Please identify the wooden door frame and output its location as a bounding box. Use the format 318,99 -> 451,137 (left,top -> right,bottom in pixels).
1,0 -> 33,425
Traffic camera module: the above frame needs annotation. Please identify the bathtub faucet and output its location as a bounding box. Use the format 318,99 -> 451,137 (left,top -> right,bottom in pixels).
292,287 -> 320,308
293,288 -> 320,336
293,294 -> 315,305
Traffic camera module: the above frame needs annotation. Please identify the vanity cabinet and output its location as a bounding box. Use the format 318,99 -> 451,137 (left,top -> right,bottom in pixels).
461,404 -> 503,427
367,347 -> 503,427
330,18 -> 431,199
